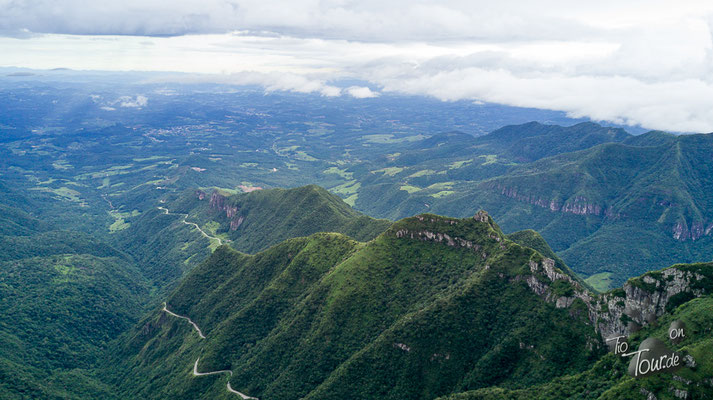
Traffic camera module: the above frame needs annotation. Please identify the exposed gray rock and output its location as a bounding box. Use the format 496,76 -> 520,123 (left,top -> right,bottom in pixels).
594,267 -> 705,338
641,387 -> 658,400
394,228 -> 481,252
683,355 -> 697,368
669,387 -> 689,399
208,191 -> 244,231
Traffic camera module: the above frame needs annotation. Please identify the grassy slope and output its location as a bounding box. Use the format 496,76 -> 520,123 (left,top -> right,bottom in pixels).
113,204 -> 214,290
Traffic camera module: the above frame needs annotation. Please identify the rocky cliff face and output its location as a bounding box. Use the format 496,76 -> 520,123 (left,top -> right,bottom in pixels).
593,267 -> 707,339
517,255 -> 711,342
205,191 -> 244,231
392,212 -> 506,261
395,216 -> 480,250
487,183 -> 616,218
521,258 -> 592,317
488,184 -> 713,242
672,219 -> 713,241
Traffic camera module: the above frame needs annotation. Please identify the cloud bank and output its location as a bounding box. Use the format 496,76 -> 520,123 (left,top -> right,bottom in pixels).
2,1 -> 713,132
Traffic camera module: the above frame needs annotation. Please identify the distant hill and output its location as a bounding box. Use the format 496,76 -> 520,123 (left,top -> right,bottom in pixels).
477,121 -> 631,162
622,129 -> 677,147
194,185 -> 391,252
354,122 -> 634,223
395,122 -> 628,166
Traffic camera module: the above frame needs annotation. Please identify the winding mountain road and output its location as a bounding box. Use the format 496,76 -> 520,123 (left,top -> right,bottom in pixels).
162,302 -> 206,339
162,303 -> 258,400
193,357 -> 232,377
157,206 -> 224,246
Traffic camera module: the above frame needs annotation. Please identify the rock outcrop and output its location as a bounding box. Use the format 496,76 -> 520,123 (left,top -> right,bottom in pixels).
204,191 -> 245,231
519,256 -> 710,341
487,183 -> 615,218
672,220 -> 711,241
392,212 -> 505,259
488,183 -> 713,242
593,267 -> 706,339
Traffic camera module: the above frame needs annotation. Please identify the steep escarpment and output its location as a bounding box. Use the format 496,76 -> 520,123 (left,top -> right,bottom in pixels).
440,287 -> 713,400
593,263 -> 713,339
206,190 -> 243,231
508,244 -> 713,341
479,136 -> 713,243
487,184 -> 617,218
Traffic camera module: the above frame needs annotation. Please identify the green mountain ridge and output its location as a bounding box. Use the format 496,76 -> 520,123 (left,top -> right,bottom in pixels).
115,184 -> 390,290
195,184 -> 391,253
0,182 -> 389,399
5,114 -> 709,290
107,211 -> 602,399
107,206 -> 713,400
2,112 -> 713,400
477,121 -> 631,162
1,177 -> 710,399
3,76 -> 713,400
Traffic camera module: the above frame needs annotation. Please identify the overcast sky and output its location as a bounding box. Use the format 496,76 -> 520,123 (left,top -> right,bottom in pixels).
2,1 -> 713,132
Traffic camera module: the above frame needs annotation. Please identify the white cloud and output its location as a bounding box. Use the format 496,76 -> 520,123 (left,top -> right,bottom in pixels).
0,0 -> 600,40
2,1 -> 713,131
149,71 -> 342,97
346,86 -> 379,98
89,93 -> 147,109
378,68 -> 713,133
117,95 -> 148,108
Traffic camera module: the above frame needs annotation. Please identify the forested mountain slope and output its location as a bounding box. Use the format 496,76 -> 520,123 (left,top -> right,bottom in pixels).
106,210 -> 713,399
115,185 -> 390,289
107,211 -> 600,399
0,182 -> 147,399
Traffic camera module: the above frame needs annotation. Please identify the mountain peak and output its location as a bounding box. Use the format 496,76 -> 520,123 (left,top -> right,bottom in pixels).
387,211 -> 506,256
